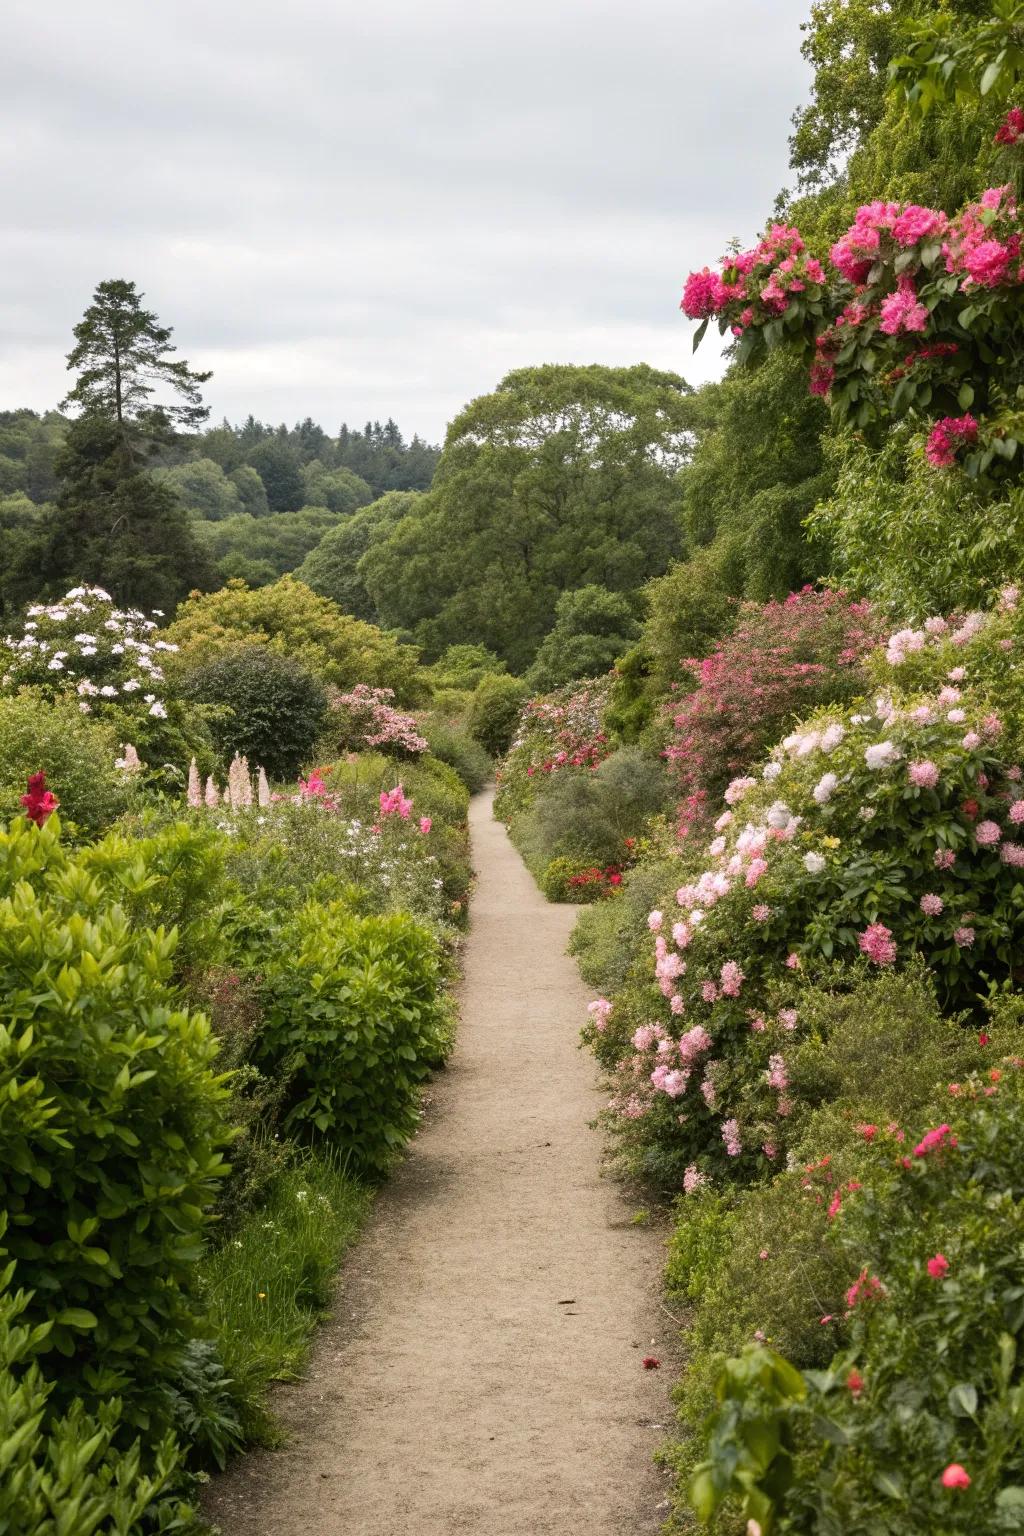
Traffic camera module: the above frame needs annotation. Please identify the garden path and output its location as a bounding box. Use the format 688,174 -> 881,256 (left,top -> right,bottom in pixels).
203,789 -> 674,1536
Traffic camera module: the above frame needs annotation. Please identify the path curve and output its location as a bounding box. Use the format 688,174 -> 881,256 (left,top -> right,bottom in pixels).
203,791 -> 673,1536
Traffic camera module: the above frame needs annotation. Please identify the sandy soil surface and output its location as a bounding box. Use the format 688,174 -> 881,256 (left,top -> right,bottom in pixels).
202,790 -> 676,1536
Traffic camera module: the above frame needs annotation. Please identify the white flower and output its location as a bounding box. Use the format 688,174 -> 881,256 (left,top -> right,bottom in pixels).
103,619 -> 121,631
766,800 -> 792,829
947,708 -> 966,724
762,761 -> 782,782
144,693 -> 155,703
111,644 -> 124,654
148,700 -> 167,719
819,723 -> 845,753
76,679 -> 98,696
803,851 -> 826,874
864,741 -> 897,770
99,685 -> 117,697
47,657 -> 64,671
78,646 -> 97,656
121,678 -> 141,692
813,772 -> 838,805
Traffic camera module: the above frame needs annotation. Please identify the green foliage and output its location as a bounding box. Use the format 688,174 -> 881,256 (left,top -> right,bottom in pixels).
0,691 -> 127,835
0,1265 -> 193,1536
194,506 -> 344,588
301,460 -> 373,515
467,674 -> 530,758
159,457 -> 244,520
418,712 -> 493,794
809,428 -> 1024,615
0,814 -> 232,1436
196,1152 -> 369,1443
526,585 -> 640,692
42,418 -> 214,613
296,490 -> 421,622
182,644 -> 328,779
427,643 -> 508,693
642,537 -> 746,690
358,365 -> 690,670
245,439 -> 304,513
253,903 -> 445,1175
164,576 -> 423,702
515,746 -> 669,875
693,1064 -> 1024,1532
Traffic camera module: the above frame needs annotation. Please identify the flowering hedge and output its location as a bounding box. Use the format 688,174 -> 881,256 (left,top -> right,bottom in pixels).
493,677 -> 612,825
665,588 -> 879,838
327,683 -> 427,756
693,1061 -> 1024,1533
683,131 -> 1024,479
588,599 -> 1024,1189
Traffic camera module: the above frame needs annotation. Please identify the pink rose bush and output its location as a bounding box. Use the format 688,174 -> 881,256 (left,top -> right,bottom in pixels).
682,180 -> 1024,481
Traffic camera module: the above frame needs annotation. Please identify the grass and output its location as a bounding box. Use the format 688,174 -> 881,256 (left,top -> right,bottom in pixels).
197,1148 -> 372,1442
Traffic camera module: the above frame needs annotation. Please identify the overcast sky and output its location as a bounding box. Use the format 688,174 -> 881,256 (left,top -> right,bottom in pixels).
1,0 -> 812,444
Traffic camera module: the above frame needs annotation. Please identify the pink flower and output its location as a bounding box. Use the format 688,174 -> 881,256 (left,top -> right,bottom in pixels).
721,1117 -> 742,1157
975,819 -> 1002,847
995,106 -> 1024,145
647,910 -> 663,932
879,277 -> 929,335
777,1008 -> 799,1031
934,848 -> 957,870
859,922 -> 897,967
914,1123 -> 956,1158
766,1053 -> 788,1091
954,925 -> 976,947
927,1253 -> 949,1279
670,993 -> 685,1015
809,361 -> 834,396
752,904 -> 772,923
785,952 -> 801,970
892,204 -> 947,246
845,1267 -> 884,1310
941,1464 -> 971,1490
1001,841 -> 1024,866
926,414 -> 979,468
701,980 -> 719,1004
419,816 -> 432,835
719,960 -> 745,998
1009,800 -> 1024,825
682,1164 -> 706,1194
701,1077 -> 717,1110
588,998 -> 613,1032
920,893 -> 944,917
679,1025 -> 712,1062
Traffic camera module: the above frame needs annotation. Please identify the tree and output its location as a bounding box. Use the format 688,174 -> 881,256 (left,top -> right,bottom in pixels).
526,586 -> 641,691
300,460 -> 373,515
358,365 -> 690,670
195,506 -> 342,587
227,464 -> 269,517
159,457 -> 244,521
246,438 -> 304,512
297,491 -> 420,621
62,279 -> 211,461
41,416 -> 214,612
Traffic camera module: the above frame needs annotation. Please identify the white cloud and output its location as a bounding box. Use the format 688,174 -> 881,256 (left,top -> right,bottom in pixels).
1,0 -> 812,440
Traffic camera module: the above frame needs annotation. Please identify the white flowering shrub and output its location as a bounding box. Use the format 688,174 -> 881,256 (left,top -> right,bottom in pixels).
1,586 -> 211,780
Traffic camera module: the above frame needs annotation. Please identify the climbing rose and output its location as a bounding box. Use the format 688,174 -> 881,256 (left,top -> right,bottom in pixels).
21,771 -> 59,827
941,1464 -> 971,1490
927,1253 -> 950,1279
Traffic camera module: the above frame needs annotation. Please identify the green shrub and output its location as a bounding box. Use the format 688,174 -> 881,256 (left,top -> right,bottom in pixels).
525,584 -> 639,692
182,644 -> 328,779
540,854 -> 620,903
0,691 -> 127,835
253,901 -> 445,1175
692,1064 -> 1024,1534
467,674 -> 529,757
418,713 -> 492,793
428,643 -> 507,692
0,1260 -> 193,1536
0,814 -> 232,1436
516,746 -> 668,872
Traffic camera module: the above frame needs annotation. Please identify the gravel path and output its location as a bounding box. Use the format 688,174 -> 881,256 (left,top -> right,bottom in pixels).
203,790 -> 674,1536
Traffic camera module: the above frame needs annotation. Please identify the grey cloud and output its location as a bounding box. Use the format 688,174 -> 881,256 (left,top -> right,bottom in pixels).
2,0 -> 812,440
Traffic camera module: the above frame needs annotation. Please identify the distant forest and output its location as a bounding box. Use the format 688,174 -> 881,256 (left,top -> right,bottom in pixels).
0,409 -> 439,597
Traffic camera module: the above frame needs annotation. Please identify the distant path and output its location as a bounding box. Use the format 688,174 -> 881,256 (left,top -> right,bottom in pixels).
203,789 -> 673,1536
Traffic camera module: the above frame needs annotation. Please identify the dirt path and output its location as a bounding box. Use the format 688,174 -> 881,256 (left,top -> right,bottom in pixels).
203,790 -> 674,1536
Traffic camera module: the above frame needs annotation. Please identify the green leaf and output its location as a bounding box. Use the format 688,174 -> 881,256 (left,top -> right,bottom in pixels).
958,382 -> 975,410
948,1382 -> 978,1417
692,316 -> 710,352
55,1308 -> 98,1330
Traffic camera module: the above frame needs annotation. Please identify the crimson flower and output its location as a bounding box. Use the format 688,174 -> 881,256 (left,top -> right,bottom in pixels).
846,1368 -> 865,1397
927,1253 -> 950,1279
21,772 -> 59,827
641,1356 -> 660,1370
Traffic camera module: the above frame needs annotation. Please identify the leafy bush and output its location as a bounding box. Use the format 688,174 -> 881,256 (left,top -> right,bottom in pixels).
0,691 -> 127,834
525,584 -> 639,692
0,814 -> 232,1436
0,1260 -> 193,1536
540,855 -> 623,904
467,673 -> 529,758
693,1063 -> 1024,1534
253,902 -> 446,1174
494,677 -> 613,825
164,576 -> 424,702
418,712 -> 492,793
428,643 -> 507,692
515,746 -> 668,876
665,587 -> 879,836
641,537 -> 746,689
182,644 -> 328,779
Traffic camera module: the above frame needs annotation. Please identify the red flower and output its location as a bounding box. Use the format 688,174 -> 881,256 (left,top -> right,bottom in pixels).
21,772 -> 59,828
641,1356 -> 660,1370
927,1253 -> 949,1279
941,1463 -> 971,1490
846,1368 -> 865,1397
979,1031 -> 990,1046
